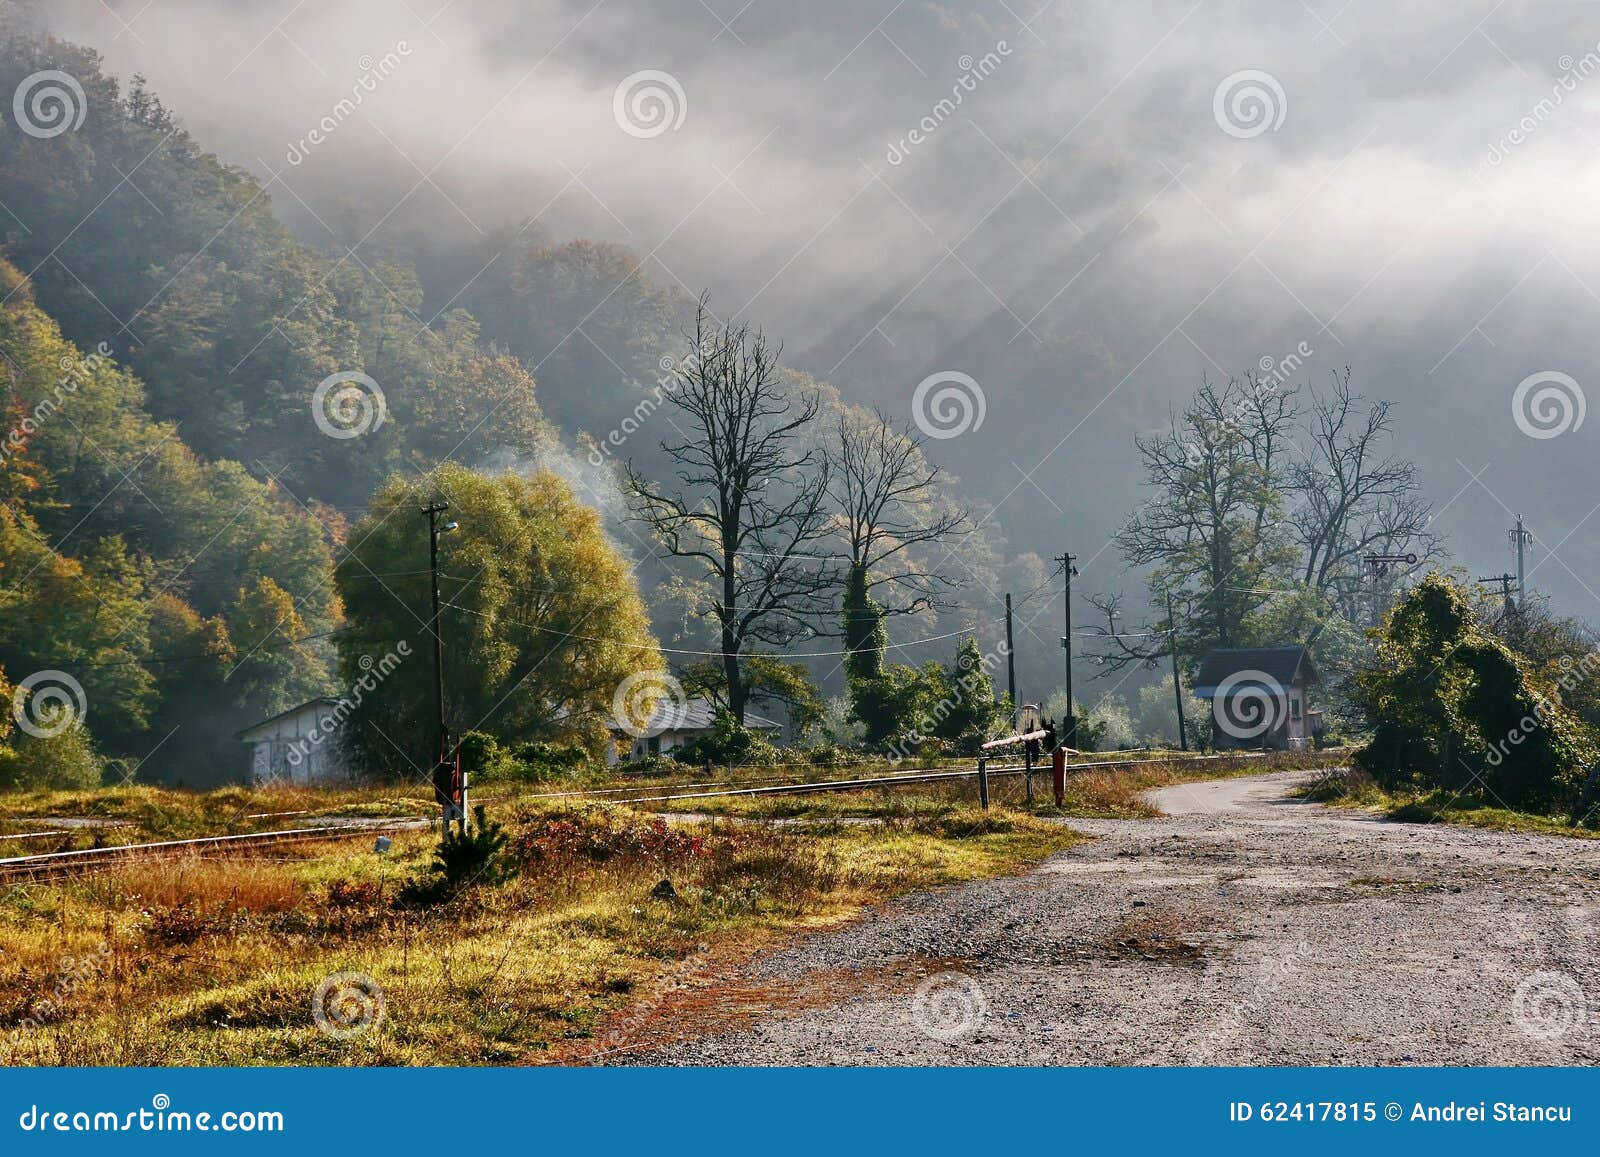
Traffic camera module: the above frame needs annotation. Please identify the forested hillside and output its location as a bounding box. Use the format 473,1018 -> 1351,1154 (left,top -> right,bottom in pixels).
0,34 -> 593,782
0,30 -> 1042,784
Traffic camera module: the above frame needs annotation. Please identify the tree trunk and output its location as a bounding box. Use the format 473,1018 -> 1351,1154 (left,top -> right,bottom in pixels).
722,563 -> 746,725
842,562 -> 885,682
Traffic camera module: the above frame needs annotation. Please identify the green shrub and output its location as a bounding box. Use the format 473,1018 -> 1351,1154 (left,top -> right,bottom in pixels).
460,732 -> 594,783
616,755 -> 676,776
511,740 -> 590,780
673,710 -> 780,767
0,720 -> 105,790
806,743 -> 868,769
397,806 -> 515,905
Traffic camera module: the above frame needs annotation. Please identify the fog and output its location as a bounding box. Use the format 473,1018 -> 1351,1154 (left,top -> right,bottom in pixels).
42,0 -> 1600,627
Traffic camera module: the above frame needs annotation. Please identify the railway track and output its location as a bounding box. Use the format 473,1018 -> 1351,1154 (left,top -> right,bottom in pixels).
0,750 -> 1329,882
0,820 -> 428,882
596,749 -> 1286,806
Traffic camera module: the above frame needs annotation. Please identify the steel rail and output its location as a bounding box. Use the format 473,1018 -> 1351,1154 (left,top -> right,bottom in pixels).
610,750 -> 1280,806
0,821 -> 426,881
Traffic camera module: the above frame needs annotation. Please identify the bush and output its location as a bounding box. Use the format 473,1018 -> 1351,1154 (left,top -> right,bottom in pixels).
673,710 -> 780,767
398,806 -> 515,905
459,731 -> 593,783
806,743 -> 868,769
1353,575 -> 1596,811
616,755 -> 676,776
0,720 -> 105,790
511,740 -> 590,780
455,730 -> 518,784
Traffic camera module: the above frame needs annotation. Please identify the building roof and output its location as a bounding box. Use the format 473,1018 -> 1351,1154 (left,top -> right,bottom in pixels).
235,697 -> 343,742
1192,646 -> 1318,697
608,696 -> 780,735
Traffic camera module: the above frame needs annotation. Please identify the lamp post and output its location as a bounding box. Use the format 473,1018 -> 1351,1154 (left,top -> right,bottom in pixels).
423,502 -> 463,834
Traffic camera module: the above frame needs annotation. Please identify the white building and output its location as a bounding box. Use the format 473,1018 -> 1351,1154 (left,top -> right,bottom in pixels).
237,698 -> 351,785
606,697 -> 781,766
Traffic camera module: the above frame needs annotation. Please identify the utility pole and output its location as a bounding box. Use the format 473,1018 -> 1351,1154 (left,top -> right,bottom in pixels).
1478,572 -> 1517,625
1167,593 -> 1188,752
1510,514 -> 1531,610
1056,552 -> 1078,749
1004,593 -> 1018,729
423,502 -> 464,835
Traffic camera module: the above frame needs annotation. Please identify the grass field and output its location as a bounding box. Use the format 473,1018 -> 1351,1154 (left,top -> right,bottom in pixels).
1295,765 -> 1600,839
0,749 -> 1340,1065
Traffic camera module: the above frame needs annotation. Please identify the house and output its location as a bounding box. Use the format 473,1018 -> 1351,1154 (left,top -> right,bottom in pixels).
236,698 -> 351,785
1192,645 -> 1321,750
606,697 -> 781,766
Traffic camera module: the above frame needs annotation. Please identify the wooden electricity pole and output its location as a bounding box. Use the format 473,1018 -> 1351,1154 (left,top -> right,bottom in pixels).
1168,593 -> 1188,752
423,502 -> 464,834
1004,593 -> 1017,729
1056,552 -> 1078,749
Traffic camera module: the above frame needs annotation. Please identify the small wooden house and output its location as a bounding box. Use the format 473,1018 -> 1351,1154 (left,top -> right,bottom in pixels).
1193,646 -> 1321,750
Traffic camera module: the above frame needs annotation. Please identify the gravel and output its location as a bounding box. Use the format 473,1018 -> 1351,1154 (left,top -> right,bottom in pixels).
629,770 -> 1600,1066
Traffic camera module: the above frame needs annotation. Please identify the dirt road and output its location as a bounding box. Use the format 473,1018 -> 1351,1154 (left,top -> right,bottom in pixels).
631,771 -> 1600,1065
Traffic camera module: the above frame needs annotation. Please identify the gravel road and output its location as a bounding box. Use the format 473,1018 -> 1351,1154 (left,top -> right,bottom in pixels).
631,771 -> 1600,1065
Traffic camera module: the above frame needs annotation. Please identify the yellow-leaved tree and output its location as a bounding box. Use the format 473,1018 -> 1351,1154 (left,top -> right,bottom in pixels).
334,463 -> 662,775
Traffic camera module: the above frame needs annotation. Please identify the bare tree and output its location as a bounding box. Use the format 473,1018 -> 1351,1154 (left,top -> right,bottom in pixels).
1288,370 -> 1439,620
1095,369 -> 1440,674
1108,376 -> 1299,665
828,406 -> 968,679
626,299 -> 836,722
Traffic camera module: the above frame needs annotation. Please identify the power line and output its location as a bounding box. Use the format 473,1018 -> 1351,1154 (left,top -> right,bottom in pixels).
440,600 -> 997,658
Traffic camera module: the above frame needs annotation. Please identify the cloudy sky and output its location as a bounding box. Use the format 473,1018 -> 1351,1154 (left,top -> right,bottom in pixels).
42,0 -> 1600,624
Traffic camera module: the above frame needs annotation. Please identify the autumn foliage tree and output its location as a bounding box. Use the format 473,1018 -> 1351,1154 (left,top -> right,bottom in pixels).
335,463 -> 662,775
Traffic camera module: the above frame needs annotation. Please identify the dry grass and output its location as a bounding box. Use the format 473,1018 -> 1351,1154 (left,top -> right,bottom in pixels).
0,799 -> 1080,1066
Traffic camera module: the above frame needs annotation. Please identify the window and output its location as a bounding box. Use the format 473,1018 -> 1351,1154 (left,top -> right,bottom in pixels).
1290,696 -> 1302,719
